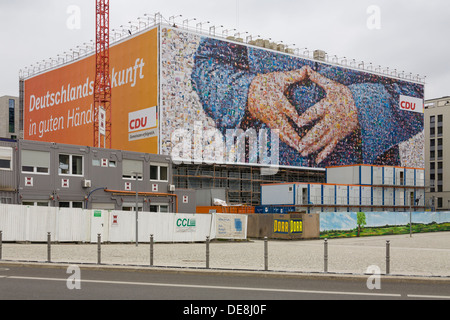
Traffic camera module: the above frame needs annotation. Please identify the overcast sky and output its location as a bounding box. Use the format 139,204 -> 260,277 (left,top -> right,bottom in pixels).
0,0 -> 449,99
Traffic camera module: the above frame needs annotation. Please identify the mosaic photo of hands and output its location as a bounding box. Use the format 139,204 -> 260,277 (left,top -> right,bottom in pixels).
160,28 -> 424,169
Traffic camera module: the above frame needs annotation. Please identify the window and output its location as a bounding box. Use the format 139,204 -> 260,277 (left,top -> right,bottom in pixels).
150,166 -> 158,180
59,201 -> 83,208
122,203 -> 143,212
9,99 -> 15,133
59,154 -> 83,176
430,115 -> 435,124
122,159 -> 143,180
0,147 -> 13,170
150,204 -> 169,213
22,150 -> 50,174
150,163 -> 169,181
22,201 -> 49,207
430,127 -> 435,137
1,197 -> 12,204
430,139 -> 435,148
438,198 -> 443,208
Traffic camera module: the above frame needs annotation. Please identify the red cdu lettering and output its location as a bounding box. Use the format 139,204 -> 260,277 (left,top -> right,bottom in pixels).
129,117 -> 148,130
401,101 -> 416,111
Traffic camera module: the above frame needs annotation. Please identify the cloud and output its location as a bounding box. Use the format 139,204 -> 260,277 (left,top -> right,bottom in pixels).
0,0 -> 448,99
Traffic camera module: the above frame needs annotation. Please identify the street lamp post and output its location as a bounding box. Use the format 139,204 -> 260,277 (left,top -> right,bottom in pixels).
133,172 -> 142,247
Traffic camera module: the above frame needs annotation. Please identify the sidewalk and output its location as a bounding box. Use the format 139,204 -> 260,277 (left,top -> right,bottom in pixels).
1,232 -> 449,277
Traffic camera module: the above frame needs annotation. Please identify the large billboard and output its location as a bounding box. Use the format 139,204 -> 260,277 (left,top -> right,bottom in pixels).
160,27 -> 425,169
24,27 -> 158,154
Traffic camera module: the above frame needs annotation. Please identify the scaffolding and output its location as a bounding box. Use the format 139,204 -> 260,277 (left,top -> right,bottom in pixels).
173,163 -> 325,205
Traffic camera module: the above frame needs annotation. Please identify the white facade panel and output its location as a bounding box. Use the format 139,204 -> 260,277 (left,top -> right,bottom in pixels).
360,166 -> 372,185
373,188 -> 383,206
384,188 -> 394,206
296,184 -> 309,205
395,188 -> 405,207
416,189 -> 425,207
309,184 -> 322,206
348,186 -> 360,206
384,167 -> 394,185
405,168 -> 415,186
336,185 -> 348,205
361,187 -> 372,206
327,166 -> 358,185
416,170 -> 425,187
373,167 -> 383,185
323,185 -> 335,206
261,184 -> 295,205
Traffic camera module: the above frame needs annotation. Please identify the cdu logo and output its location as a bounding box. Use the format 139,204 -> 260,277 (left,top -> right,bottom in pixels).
399,95 -> 424,114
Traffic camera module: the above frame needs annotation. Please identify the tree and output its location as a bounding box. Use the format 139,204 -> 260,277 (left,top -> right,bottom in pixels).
357,212 -> 367,237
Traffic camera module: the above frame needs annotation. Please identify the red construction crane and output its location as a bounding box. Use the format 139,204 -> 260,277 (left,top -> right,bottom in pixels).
93,0 -> 112,149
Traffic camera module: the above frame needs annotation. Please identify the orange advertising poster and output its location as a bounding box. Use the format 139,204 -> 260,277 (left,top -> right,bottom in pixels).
24,27 -> 158,154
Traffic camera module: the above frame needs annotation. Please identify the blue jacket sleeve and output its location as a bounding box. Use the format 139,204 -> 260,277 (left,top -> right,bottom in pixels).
349,82 -> 424,163
191,38 -> 255,134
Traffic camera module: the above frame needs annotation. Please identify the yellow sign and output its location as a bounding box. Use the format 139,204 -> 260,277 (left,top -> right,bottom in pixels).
290,219 -> 303,234
274,219 -> 302,234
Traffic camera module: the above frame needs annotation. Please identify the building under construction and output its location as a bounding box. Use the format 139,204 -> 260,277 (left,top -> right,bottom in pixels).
19,13 -> 425,208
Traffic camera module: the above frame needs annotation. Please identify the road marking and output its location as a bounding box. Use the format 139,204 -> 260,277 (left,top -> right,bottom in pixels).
5,275 -> 402,298
407,294 -> 450,300
7,276 -> 450,299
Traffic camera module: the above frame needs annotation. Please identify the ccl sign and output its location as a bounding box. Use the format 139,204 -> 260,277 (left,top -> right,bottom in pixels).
176,217 -> 197,233
399,95 -> 424,114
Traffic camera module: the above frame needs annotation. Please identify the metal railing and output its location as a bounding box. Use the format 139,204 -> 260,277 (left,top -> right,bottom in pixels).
0,231 -> 396,276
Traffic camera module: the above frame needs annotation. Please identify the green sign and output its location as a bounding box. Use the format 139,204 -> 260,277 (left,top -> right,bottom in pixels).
176,218 -> 196,232
94,210 -> 102,217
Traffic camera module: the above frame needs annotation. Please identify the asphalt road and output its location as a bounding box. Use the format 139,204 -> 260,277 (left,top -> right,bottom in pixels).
0,264 -> 449,303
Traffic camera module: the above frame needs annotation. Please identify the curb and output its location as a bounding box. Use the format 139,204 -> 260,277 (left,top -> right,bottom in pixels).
1,260 -> 449,284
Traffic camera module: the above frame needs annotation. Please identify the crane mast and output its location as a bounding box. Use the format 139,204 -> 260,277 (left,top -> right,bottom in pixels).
93,0 -> 112,148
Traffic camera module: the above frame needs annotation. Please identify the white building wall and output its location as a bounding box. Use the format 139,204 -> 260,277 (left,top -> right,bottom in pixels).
361,187 -> 372,206
323,184 -> 335,206
326,166 -> 359,185
261,183 -> 295,205
360,166 -> 372,185
336,185 -> 348,205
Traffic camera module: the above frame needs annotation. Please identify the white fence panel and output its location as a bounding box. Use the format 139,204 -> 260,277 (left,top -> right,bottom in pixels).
26,206 -> 57,242
0,204 -> 27,241
212,213 -> 247,240
0,204 -> 247,243
56,208 -> 91,242
171,214 -> 212,243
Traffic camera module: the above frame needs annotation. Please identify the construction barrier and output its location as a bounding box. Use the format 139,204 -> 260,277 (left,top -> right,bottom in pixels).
196,206 -> 255,214
0,204 -> 247,243
247,213 -> 320,240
